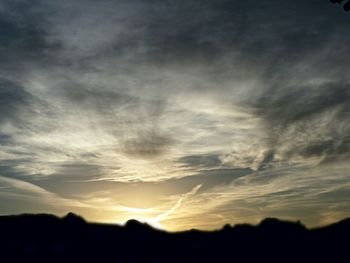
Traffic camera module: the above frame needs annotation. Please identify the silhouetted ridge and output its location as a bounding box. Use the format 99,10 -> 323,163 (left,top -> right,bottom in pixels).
62,212 -> 86,224
259,218 -> 306,230
125,219 -> 149,228
0,213 -> 349,263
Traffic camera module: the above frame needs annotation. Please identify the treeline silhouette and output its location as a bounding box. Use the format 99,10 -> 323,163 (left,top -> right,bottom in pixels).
0,213 -> 349,263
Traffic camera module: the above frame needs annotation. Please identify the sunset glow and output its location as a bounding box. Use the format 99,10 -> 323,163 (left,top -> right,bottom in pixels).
0,0 -> 349,231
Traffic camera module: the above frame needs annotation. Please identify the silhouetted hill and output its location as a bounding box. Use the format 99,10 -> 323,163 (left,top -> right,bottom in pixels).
0,213 -> 348,263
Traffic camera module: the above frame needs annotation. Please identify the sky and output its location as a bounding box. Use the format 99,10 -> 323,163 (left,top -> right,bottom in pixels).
0,0 -> 349,231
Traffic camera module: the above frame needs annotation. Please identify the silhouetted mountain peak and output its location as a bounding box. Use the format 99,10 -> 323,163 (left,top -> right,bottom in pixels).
62,212 -> 86,224
125,219 -> 152,230
222,223 -> 232,231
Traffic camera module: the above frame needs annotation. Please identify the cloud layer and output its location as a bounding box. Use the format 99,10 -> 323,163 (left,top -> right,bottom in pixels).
0,0 -> 349,230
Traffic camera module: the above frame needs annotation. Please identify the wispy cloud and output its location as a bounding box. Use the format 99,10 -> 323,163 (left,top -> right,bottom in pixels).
0,0 -> 349,229
0,175 -> 89,208
156,184 -> 203,222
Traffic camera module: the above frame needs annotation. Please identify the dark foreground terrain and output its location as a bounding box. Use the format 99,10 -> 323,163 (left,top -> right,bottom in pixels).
0,213 -> 349,263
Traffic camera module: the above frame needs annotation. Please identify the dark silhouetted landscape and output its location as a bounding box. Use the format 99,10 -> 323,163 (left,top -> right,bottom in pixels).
0,213 -> 349,263
1,1 -> 350,262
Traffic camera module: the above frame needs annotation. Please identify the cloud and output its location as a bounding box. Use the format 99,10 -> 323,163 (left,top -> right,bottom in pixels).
0,0 -> 349,229
0,0 -> 348,175
160,162 -> 350,230
123,132 -> 174,159
0,174 -> 88,208
0,78 -> 33,125
177,154 -> 222,169
156,184 -> 202,222
250,81 -> 350,165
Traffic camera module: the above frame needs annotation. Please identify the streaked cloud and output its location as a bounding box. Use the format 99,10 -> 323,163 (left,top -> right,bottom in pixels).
0,0 -> 349,230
